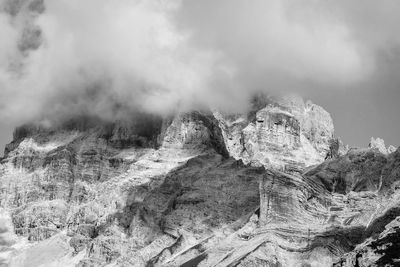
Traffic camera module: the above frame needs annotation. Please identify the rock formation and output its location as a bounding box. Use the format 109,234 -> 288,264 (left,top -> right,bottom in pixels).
369,137 -> 397,155
0,95 -> 399,266
214,94 -> 336,171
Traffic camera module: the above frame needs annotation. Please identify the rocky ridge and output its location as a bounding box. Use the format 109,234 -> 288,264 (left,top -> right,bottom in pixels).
0,96 -> 399,266
369,137 -> 397,155
214,95 -> 340,171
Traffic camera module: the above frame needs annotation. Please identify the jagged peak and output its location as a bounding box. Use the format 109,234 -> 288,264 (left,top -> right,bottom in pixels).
368,136 -> 397,155
2,94 -> 400,266
5,94 -> 336,170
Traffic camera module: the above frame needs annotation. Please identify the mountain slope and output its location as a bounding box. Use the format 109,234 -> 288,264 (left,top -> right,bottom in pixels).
0,96 -> 399,266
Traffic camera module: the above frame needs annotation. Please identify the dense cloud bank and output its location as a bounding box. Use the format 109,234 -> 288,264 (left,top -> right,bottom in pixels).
0,0 -> 399,125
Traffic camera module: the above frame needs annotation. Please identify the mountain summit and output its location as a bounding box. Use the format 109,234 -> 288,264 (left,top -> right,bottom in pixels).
0,95 -> 398,267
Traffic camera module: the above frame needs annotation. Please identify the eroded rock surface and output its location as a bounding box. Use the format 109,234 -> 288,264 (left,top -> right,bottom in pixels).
368,137 -> 398,156
1,96 -> 399,266
214,95 -> 336,171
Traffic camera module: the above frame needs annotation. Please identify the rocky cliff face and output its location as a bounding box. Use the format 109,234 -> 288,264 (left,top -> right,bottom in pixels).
369,137 -> 397,155
214,95 -> 337,172
0,96 -> 399,267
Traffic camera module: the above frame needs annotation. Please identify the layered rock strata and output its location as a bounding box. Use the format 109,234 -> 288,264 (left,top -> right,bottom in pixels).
0,96 -> 399,266
214,95 -> 337,171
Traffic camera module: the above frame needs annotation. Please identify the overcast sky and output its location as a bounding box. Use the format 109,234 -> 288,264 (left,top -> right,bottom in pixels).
0,0 -> 400,153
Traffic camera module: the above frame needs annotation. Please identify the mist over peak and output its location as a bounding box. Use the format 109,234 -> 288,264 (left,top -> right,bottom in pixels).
1,0 -> 400,148
2,2 -> 400,266
0,0 -> 220,123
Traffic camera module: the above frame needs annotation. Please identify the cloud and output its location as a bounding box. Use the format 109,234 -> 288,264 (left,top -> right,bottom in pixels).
0,0 -> 222,123
175,0 -> 372,89
0,0 -> 399,125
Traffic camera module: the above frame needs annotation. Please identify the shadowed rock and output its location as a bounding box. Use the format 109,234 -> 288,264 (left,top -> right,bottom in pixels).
1,96 -> 400,266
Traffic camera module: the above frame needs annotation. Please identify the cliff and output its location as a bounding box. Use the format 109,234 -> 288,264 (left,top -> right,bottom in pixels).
0,96 -> 398,267
214,95 -> 338,172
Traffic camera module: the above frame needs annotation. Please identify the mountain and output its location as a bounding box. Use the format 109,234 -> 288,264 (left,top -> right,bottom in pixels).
0,95 -> 399,267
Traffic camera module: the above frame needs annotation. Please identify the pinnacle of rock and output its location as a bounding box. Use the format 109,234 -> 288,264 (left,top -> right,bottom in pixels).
368,136 -> 397,155
369,137 -> 388,154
